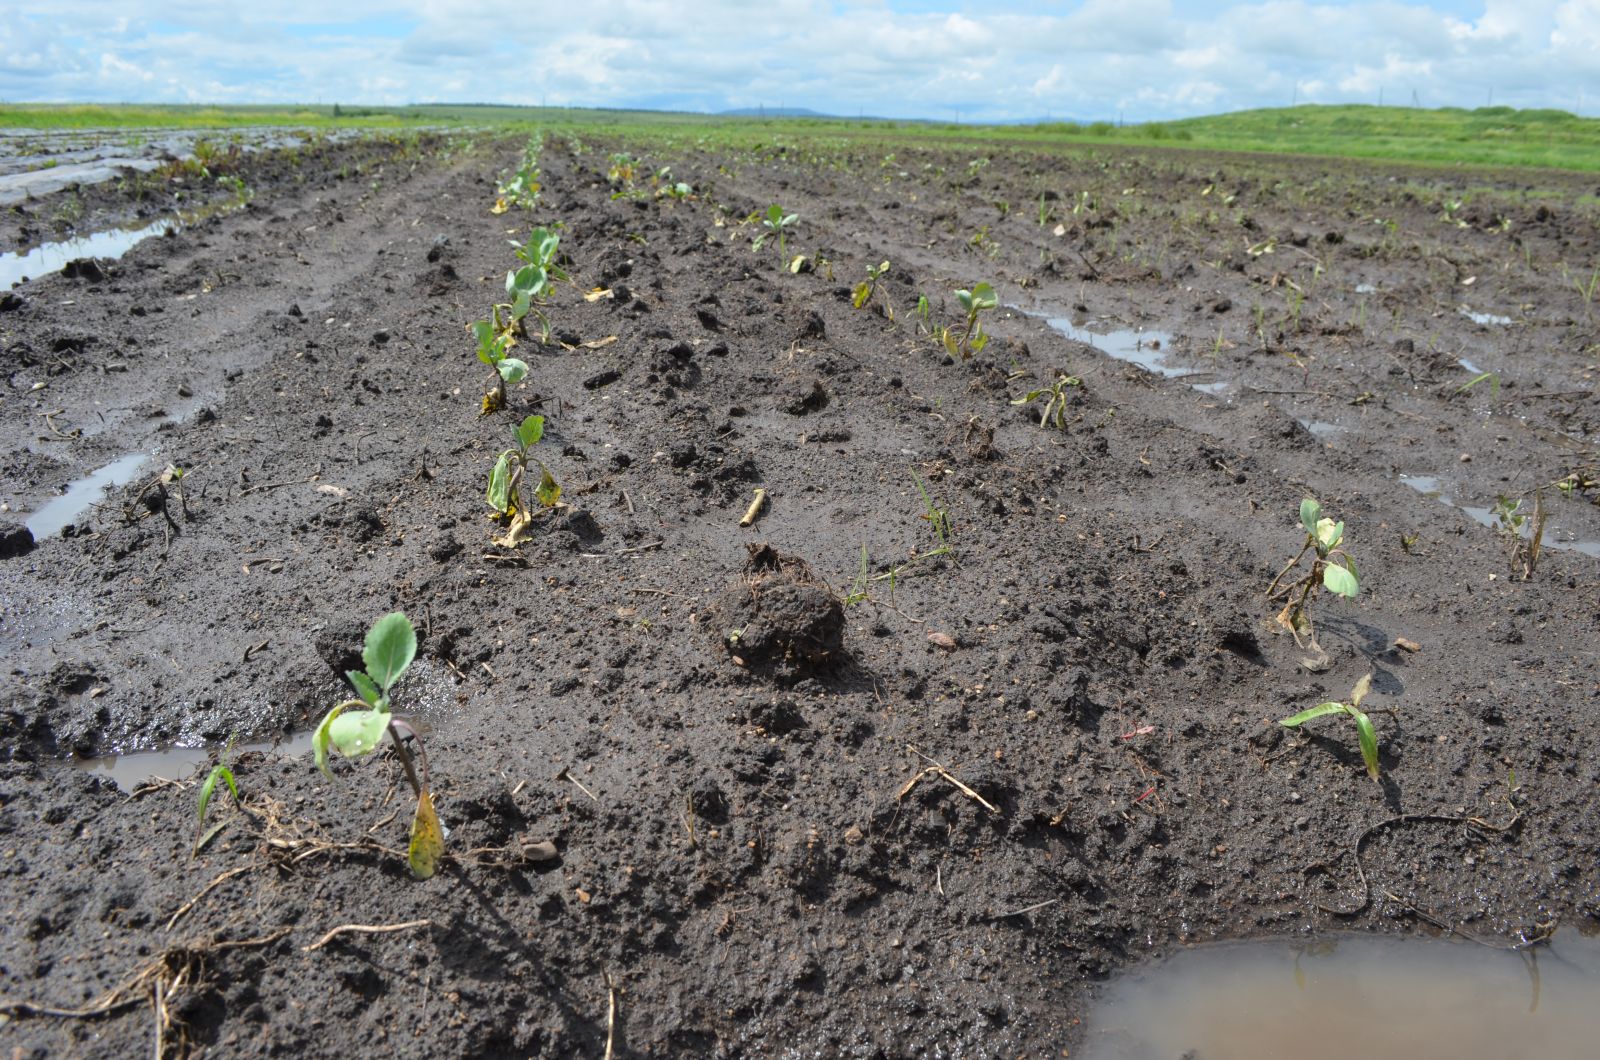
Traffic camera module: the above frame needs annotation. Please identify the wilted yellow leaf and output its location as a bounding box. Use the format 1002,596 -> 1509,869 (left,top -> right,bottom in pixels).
492,508 -> 534,548
409,789 -> 445,880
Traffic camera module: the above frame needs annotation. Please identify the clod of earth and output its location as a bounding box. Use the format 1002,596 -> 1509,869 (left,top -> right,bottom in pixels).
709,544 -> 845,674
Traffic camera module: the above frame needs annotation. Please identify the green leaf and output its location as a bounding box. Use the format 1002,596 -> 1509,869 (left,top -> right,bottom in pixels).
194,820 -> 228,854
197,764 -> 236,824
535,463 -> 562,508
1279,702 -> 1349,727
1299,498 -> 1321,536
498,358 -> 529,384
1343,552 -> 1359,580
314,704 -> 346,779
328,709 -> 391,759
347,670 -> 382,707
517,414 -> 545,450
408,789 -> 445,880
766,204 -> 784,225
956,288 -> 974,313
363,612 -> 416,694
487,452 -> 513,513
1322,562 -> 1359,598
1354,709 -> 1380,780
970,331 -> 989,354
971,282 -> 998,309
508,264 -> 546,298
1315,518 -> 1344,553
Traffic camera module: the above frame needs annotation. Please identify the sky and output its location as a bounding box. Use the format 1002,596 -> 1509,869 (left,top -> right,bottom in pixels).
3,1 -> 1599,123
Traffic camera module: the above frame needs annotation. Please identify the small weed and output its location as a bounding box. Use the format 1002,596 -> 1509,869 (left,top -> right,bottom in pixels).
911,470 -> 955,562
194,738 -> 239,854
1279,673 -> 1382,781
1456,370 -> 1501,397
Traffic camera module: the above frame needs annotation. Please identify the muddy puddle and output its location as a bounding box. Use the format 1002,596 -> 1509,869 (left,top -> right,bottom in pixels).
68,659 -> 465,792
0,200 -> 240,288
1400,474 -> 1600,559
73,730 -> 319,793
1080,931 -> 1600,1059
24,452 -> 150,540
1012,307 -> 1228,394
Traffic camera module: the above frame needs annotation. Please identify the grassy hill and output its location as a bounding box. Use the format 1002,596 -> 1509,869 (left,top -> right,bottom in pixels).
4,102 -> 1599,172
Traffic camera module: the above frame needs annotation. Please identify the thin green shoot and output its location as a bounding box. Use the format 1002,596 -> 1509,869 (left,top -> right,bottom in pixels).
1279,673 -> 1382,781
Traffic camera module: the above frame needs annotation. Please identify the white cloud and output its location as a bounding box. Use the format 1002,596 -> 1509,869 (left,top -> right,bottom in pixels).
0,1 -> 1595,121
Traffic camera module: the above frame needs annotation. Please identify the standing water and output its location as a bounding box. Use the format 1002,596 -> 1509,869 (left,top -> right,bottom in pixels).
1078,931 -> 1600,1059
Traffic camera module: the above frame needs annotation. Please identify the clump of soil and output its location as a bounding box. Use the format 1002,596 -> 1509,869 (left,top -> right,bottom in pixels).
709,543 -> 845,674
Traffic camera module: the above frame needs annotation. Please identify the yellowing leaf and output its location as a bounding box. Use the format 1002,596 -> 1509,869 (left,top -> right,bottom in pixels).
490,198 -> 510,215
583,287 -> 614,302
535,465 -> 562,508
492,508 -> 534,549
408,789 -> 445,880
481,388 -> 504,415
580,335 -> 619,350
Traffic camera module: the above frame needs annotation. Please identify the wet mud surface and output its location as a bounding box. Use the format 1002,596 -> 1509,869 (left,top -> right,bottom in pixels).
0,130 -> 1597,1056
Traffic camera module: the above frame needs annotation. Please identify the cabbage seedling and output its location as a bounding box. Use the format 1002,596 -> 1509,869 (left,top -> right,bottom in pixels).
1011,373 -> 1082,430
487,414 -> 561,547
472,319 -> 529,415
1279,673 -> 1382,781
753,204 -> 798,264
497,226 -> 568,344
943,283 -> 998,360
313,612 -> 444,880
851,260 -> 894,320
1266,497 -> 1360,650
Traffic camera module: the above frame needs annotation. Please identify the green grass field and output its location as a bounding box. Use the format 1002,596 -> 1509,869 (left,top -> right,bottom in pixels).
4,102 -> 1599,172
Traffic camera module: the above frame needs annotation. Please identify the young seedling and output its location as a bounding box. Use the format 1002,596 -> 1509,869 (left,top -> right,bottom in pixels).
1489,492 -> 1547,580
851,260 -> 894,320
1279,673 -> 1382,781
313,612 -> 444,880
496,226 -> 568,344
1266,497 -> 1360,654
486,414 -> 561,548
194,737 -> 239,854
753,204 -> 798,264
471,319 -> 529,415
943,283 -> 998,360
911,470 -> 955,562
1011,372 -> 1082,430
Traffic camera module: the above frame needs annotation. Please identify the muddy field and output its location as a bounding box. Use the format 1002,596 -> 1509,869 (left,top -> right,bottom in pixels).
0,126 -> 1597,1056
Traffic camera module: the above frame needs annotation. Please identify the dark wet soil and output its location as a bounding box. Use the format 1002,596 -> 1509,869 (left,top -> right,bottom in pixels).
0,129 -> 1596,1057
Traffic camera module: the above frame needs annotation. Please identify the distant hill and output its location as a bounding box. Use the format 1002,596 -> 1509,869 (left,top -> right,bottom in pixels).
718,107 -> 832,118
